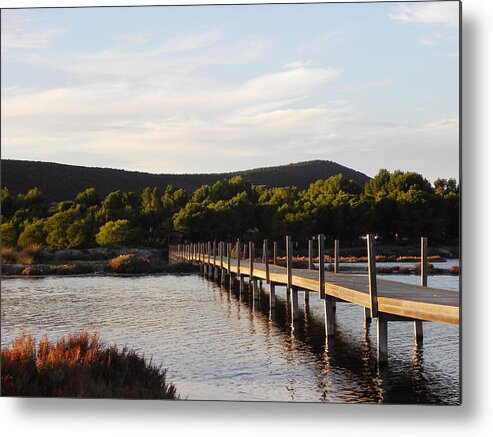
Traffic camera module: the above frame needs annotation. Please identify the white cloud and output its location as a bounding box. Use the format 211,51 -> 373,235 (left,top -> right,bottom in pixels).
115,32 -> 151,45
295,29 -> 347,55
1,63 -> 345,173
1,14 -> 67,49
389,2 -> 459,28
421,118 -> 459,130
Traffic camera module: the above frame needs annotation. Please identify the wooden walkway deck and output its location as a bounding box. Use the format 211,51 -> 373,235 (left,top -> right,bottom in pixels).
170,236 -> 460,365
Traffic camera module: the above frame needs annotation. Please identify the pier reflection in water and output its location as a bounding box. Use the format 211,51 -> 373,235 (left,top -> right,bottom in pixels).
1,274 -> 459,404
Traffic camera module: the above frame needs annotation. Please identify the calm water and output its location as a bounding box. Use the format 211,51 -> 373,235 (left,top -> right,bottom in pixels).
1,273 -> 460,404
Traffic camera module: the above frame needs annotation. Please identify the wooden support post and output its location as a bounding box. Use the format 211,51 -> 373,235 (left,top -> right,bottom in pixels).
269,282 -> 276,309
334,239 -> 340,273
273,242 -> 278,265
243,243 -> 247,261
291,286 -> 299,321
414,236 -> 428,345
364,307 -> 372,325
367,234 -> 378,318
286,235 -> 293,297
207,241 -> 211,278
239,274 -> 245,294
304,290 -> 310,306
324,296 -> 336,337
227,242 -> 231,276
236,239 -> 241,277
421,236 -> 428,287
253,278 -> 259,301
308,238 -> 313,270
264,239 -> 270,284
318,234 -> 325,299
213,241 -> 218,281
220,242 -> 225,285
249,241 -> 254,282
377,318 -> 388,365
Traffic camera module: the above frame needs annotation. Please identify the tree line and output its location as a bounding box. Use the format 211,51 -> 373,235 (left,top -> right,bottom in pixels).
0,169 -> 459,250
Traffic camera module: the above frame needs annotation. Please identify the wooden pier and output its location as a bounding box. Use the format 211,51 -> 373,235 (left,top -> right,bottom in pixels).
170,235 -> 460,365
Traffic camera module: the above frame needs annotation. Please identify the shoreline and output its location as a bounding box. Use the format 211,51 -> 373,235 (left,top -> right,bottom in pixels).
1,246 -> 459,278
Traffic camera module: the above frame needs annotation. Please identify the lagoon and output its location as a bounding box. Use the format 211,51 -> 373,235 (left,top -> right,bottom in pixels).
1,273 -> 459,403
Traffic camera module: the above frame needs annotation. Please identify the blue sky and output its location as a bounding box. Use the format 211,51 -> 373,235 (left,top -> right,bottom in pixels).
1,1 -> 459,181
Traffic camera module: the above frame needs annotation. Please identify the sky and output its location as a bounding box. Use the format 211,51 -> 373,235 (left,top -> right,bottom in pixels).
1,1 -> 460,182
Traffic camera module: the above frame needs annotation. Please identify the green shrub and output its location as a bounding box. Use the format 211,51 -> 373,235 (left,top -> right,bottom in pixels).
95,220 -> 137,247
17,220 -> 47,248
1,222 -> 17,247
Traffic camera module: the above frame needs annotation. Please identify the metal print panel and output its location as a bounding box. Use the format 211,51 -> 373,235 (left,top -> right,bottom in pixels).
1,1 -> 460,404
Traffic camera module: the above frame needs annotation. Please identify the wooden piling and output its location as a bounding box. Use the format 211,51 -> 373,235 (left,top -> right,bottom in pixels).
414,237 -> 428,345
227,242 -> 231,275
236,239 -> 241,277
377,318 -> 388,365
308,238 -> 313,270
273,242 -> 278,265
264,239 -> 270,284
318,234 -> 325,299
367,234 -> 378,318
249,241 -> 254,281
286,235 -> 293,296
253,278 -> 259,301
421,237 -> 428,287
213,241 -> 218,281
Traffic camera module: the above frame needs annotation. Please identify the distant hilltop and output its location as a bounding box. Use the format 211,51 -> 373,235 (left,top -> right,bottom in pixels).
1,159 -> 371,201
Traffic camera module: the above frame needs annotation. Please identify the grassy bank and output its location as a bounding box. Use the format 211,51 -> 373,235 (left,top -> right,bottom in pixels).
1,331 -> 178,399
1,246 -> 198,276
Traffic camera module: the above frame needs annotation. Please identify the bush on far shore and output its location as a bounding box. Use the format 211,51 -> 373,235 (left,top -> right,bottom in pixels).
1,331 -> 178,399
109,253 -> 152,273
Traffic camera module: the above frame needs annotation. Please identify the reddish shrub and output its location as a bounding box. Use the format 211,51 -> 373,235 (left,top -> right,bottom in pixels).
1,331 -> 177,399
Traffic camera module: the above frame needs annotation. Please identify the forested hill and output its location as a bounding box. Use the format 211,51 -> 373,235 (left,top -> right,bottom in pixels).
1,159 -> 370,201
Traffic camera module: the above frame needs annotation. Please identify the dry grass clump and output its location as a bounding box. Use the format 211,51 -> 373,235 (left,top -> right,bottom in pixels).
23,243 -> 42,257
109,253 -> 151,273
1,244 -> 42,265
1,331 -> 178,399
16,251 -> 34,265
1,247 -> 16,264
